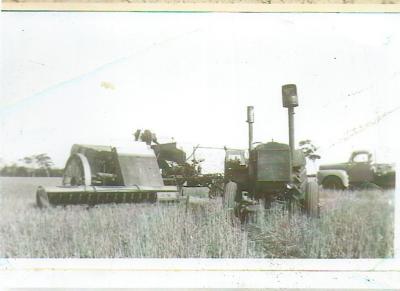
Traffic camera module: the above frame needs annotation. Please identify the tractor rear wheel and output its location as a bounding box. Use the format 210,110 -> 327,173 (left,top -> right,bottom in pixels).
322,176 -> 345,190
304,181 -> 319,217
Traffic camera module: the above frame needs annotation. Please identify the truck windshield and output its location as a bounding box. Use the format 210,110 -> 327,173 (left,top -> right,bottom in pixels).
352,153 -> 370,163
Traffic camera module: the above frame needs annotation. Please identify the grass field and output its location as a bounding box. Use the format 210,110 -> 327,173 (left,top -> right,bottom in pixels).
0,177 -> 394,258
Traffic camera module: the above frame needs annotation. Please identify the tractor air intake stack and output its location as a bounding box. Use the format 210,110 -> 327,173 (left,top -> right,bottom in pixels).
247,106 -> 254,153
282,84 -> 299,182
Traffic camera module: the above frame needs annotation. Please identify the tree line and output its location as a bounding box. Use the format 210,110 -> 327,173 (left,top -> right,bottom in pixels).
0,154 -> 63,177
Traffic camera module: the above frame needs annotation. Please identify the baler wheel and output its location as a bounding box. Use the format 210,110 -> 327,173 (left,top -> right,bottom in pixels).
36,186 -> 51,208
62,154 -> 92,186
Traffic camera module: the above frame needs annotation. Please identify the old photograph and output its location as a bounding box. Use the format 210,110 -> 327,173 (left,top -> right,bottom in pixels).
0,12 -> 398,259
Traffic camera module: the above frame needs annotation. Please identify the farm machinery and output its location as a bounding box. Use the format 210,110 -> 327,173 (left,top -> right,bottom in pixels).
134,129 -> 224,197
224,84 -> 319,221
35,84 -> 317,210
36,143 -> 178,207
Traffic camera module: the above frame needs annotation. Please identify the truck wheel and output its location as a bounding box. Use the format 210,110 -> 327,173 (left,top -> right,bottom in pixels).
359,182 -> 382,191
322,176 -> 345,190
304,181 -> 319,217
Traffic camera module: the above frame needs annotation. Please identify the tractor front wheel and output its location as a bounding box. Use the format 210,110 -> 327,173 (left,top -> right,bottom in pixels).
223,181 -> 238,209
304,181 -> 320,217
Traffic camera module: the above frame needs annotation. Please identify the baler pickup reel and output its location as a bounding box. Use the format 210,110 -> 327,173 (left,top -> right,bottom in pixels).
36,143 -> 179,207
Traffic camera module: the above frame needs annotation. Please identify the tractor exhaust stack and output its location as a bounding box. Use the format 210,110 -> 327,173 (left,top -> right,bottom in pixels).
247,106 -> 254,153
282,84 -> 299,182
288,106 -> 295,161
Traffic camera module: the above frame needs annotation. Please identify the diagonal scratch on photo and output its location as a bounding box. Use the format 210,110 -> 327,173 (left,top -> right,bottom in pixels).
0,12 -> 398,259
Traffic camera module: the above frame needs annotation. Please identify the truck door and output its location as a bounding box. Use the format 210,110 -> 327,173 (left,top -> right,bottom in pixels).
347,152 -> 374,183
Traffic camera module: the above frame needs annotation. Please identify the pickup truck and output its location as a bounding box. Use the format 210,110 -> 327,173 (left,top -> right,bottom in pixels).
317,150 -> 395,190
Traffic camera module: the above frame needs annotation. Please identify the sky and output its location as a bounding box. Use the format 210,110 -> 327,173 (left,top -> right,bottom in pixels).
1,12 -> 400,173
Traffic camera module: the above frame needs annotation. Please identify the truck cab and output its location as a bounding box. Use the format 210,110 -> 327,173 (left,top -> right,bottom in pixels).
347,151 -> 374,183
317,150 -> 395,189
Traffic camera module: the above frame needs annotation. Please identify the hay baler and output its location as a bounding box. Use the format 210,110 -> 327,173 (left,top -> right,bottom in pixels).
36,143 -> 178,207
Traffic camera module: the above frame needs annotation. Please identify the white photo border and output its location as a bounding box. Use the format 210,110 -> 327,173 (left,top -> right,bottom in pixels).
0,7 -> 399,290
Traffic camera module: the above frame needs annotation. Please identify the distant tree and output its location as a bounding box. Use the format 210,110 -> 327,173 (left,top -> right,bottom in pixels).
298,140 -> 321,162
22,156 -> 34,165
15,166 -> 28,177
134,129 -> 159,145
0,163 -> 28,177
49,168 -> 64,177
134,129 -> 141,141
0,164 -> 12,176
34,153 -> 53,177
0,154 -> 61,177
20,156 -> 35,176
19,153 -> 54,177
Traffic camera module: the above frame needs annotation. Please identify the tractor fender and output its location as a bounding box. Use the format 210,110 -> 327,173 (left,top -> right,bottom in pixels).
317,169 -> 349,188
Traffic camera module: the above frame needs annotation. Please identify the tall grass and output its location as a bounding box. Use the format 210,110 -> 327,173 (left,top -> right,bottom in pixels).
247,190 -> 394,258
0,199 -> 248,258
0,177 -> 394,258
